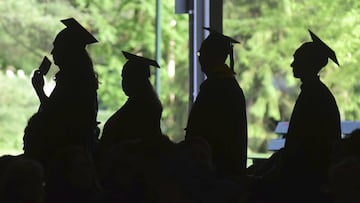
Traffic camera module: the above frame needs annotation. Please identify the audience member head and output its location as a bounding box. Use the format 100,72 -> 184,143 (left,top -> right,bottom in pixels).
46,145 -> 100,201
0,156 -> 45,203
99,140 -> 144,191
328,157 -> 360,203
340,129 -> 360,159
180,137 -> 214,172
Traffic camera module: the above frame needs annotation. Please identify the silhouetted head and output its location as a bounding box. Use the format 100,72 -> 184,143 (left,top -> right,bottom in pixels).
328,157 -> 360,203
51,18 -> 97,67
341,129 -> 360,158
291,30 -> 339,80
47,146 -> 99,196
0,157 -> 45,203
180,137 -> 214,171
121,51 -> 159,97
99,140 -> 144,191
198,28 -> 239,76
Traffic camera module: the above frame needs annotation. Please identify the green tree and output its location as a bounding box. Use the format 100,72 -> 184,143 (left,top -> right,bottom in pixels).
0,0 -> 85,72
224,0 -> 360,152
0,72 -> 38,154
0,0 -> 190,148
73,0 -> 190,141
2,0 -> 360,155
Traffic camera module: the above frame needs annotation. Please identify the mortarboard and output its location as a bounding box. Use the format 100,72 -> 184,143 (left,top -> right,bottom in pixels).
308,29 -> 339,66
122,51 -> 160,68
60,17 -> 98,47
122,51 -> 160,78
203,27 -> 240,44
203,27 -> 240,71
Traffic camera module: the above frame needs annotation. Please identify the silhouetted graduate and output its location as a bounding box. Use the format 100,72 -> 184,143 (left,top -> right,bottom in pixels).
281,30 -> 341,201
23,18 -> 99,166
98,51 -> 164,156
185,28 -> 248,180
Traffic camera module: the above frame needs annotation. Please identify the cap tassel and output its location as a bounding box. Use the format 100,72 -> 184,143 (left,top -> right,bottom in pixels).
229,46 -> 236,74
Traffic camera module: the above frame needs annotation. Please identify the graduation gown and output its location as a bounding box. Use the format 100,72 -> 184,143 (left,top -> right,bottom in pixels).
24,72 -> 98,164
283,77 -> 341,184
99,89 -> 163,152
185,64 -> 248,178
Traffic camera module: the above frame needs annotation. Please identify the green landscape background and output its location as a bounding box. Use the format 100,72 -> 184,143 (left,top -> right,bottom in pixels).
1,0 -> 360,156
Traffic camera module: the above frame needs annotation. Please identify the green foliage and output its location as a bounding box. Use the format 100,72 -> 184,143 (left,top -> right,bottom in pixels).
75,0 -> 190,142
0,0 -> 190,154
2,0 -> 360,154
0,0 -> 83,73
0,73 -> 37,154
224,0 -> 360,152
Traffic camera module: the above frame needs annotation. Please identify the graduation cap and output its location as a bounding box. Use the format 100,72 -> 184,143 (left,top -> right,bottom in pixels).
308,29 -> 339,66
58,17 -> 98,48
204,27 -> 240,44
122,51 -> 160,68
122,51 -> 160,78
202,27 -> 240,71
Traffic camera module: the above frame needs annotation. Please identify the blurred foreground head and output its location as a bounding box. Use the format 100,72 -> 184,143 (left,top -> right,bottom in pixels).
0,156 -> 45,203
